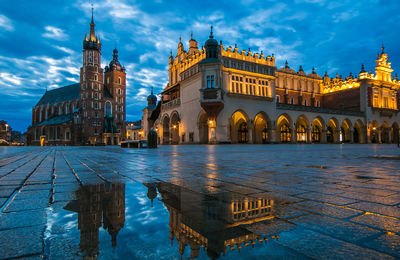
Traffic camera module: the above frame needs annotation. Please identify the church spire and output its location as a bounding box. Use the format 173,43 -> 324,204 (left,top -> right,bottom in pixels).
89,7 -> 96,42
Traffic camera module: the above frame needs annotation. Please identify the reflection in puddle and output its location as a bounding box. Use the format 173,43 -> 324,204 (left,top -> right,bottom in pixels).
53,181 -> 290,259
64,183 -> 125,258
146,181 -> 278,259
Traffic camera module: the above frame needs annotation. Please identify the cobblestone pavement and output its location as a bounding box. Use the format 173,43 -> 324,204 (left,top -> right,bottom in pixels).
0,145 -> 400,259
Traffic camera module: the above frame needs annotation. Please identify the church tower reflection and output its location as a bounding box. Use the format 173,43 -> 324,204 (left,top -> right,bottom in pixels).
64,183 -> 125,259
145,181 -> 277,259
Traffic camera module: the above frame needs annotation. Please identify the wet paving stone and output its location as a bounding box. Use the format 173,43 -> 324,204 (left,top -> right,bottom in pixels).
0,145 -> 399,259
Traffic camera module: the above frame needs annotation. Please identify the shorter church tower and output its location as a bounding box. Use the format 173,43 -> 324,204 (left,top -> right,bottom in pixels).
104,46 -> 126,144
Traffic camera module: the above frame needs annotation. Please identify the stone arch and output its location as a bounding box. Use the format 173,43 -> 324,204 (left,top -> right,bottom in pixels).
392,122 -> 399,144
170,111 -> 180,144
370,120 -> 379,143
327,117 -> 339,143
197,110 -> 209,144
341,118 -> 353,143
353,119 -> 365,144
311,116 -> 325,143
253,112 -> 271,144
229,110 -> 250,143
162,114 -> 170,144
277,113 -> 293,143
295,115 -> 310,143
381,121 -> 391,143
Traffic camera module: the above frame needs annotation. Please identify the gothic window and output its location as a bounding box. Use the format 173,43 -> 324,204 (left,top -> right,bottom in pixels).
118,77 -> 121,84
296,125 -> 306,142
89,52 -> 92,64
206,75 -> 215,88
105,101 -> 112,117
280,124 -> 291,143
312,125 -> 320,143
238,122 -> 248,143
94,74 -> 98,81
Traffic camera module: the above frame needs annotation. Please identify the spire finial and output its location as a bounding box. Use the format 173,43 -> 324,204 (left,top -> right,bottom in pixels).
360,63 -> 365,73
381,44 -> 385,54
91,4 -> 94,24
170,50 -> 172,56
210,25 -> 213,38
179,36 -> 181,42
190,31 -> 193,39
151,87 -> 153,95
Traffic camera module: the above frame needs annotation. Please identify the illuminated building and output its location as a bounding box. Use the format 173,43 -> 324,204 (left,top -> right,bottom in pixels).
146,181 -> 281,259
27,10 -> 126,146
142,28 -> 399,144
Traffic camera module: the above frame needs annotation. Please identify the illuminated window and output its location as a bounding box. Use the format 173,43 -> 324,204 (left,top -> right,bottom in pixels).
296,125 -> 306,142
280,124 -> 291,143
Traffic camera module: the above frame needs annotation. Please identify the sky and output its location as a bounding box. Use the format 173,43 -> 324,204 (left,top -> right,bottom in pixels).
0,0 -> 400,132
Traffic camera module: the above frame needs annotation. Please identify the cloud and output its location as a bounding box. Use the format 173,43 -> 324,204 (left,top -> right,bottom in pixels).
42,26 -> 68,40
0,14 -> 13,31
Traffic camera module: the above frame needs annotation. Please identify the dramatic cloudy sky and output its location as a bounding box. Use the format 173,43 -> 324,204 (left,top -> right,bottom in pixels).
1,0 -> 399,132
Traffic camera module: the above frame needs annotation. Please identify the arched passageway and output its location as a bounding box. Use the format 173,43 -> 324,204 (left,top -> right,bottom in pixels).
253,112 -> 270,144
171,112 -> 180,144
311,117 -> 324,143
198,110 -> 209,144
162,115 -> 170,144
277,114 -> 292,143
392,122 -> 399,144
229,110 -> 250,144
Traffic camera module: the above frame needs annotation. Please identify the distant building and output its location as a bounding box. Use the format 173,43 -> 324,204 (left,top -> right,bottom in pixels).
142,28 -> 400,144
27,11 -> 126,146
0,120 -> 11,142
126,120 -> 143,140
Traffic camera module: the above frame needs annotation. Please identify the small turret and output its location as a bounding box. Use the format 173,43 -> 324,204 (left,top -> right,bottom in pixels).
204,26 -> 219,59
147,87 -> 157,109
188,32 -> 198,55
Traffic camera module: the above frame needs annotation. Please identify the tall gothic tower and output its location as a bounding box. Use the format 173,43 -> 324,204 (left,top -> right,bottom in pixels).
80,10 -> 104,144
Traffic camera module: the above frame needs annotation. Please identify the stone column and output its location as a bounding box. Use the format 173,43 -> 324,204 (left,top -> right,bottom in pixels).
321,129 -> 327,144
307,127 -> 312,144
290,127 -> 295,143
378,128 -> 382,144
248,124 -> 253,144
349,130 -> 354,143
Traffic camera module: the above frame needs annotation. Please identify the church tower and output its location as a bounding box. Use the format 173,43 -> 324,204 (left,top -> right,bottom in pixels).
79,9 -> 104,144
104,46 -> 126,142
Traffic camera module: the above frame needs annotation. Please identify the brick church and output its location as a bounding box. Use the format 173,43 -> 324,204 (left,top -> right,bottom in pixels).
27,11 -> 126,145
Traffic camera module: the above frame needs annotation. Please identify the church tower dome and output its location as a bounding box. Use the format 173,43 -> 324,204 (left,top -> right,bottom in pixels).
147,87 -> 157,109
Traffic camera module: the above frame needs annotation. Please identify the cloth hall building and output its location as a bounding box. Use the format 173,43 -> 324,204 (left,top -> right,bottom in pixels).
27,13 -> 126,146
142,28 -> 400,144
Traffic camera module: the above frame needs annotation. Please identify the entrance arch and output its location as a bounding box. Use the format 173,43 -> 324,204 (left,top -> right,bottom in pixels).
253,112 -> 270,144
353,119 -> 365,144
162,114 -> 170,144
295,115 -> 310,143
277,114 -> 293,143
370,120 -> 379,143
198,110 -> 209,144
311,117 -> 324,143
381,122 -> 390,143
171,111 -> 180,144
327,118 -> 339,143
341,119 -> 352,143
229,110 -> 250,143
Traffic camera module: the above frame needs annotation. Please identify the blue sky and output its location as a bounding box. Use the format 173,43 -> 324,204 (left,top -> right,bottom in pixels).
0,0 -> 399,132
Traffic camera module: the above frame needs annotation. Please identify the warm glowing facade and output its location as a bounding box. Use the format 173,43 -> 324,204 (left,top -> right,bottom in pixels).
143,29 -> 399,144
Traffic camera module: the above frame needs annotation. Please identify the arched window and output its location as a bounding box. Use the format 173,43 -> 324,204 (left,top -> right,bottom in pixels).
238,122 -> 248,143
276,95 -> 280,103
296,125 -> 306,142
105,101 -> 112,117
280,124 -> 291,143
312,125 -> 321,143
290,97 -> 295,105
94,74 -> 98,81
118,77 -> 121,84
304,99 -> 308,106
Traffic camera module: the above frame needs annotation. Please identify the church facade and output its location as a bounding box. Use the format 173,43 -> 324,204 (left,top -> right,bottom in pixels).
27,12 -> 126,146
143,28 -> 400,145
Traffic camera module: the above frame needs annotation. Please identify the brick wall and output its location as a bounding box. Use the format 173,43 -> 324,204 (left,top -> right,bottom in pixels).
322,88 -> 360,111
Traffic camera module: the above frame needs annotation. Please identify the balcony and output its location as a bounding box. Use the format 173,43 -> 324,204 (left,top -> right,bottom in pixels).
161,98 -> 181,111
200,88 -> 224,117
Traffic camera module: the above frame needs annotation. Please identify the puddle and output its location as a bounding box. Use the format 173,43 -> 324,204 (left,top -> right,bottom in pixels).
44,181 -> 294,259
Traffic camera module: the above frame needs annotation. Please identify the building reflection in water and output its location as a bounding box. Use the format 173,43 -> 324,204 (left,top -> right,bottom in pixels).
144,181 -> 277,259
64,183 -> 125,259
